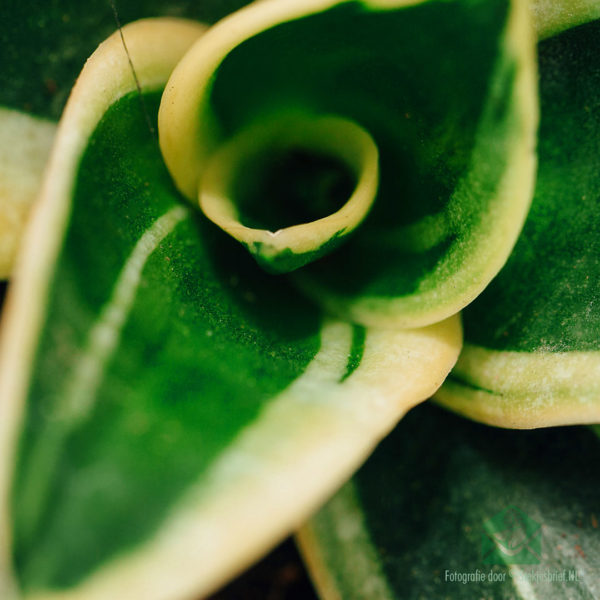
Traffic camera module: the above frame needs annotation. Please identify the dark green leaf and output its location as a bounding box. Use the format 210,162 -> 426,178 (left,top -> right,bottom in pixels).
299,403 -> 600,599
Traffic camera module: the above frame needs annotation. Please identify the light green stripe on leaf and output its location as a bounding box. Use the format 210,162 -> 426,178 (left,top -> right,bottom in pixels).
531,0 -> 600,39
299,403 -> 600,600
436,17 -> 600,429
0,17 -> 461,600
0,19 -> 208,599
19,316 -> 459,600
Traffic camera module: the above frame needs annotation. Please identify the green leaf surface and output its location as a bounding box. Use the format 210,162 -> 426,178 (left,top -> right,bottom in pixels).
159,0 -> 537,327
0,18 -> 461,600
0,1 -> 253,281
435,18 -> 600,428
290,0 -> 538,328
299,403 -> 600,600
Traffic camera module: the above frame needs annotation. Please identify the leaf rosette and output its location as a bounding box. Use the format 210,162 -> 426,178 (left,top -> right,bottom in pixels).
0,0 -> 553,598
159,0 -> 538,328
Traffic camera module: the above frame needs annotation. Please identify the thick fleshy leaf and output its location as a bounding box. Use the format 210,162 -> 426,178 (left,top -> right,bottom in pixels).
195,112 -> 380,274
435,18 -> 600,429
159,0 -> 537,321
298,403 -> 600,600
0,109 -> 55,278
0,0 -> 255,280
0,18 -> 461,600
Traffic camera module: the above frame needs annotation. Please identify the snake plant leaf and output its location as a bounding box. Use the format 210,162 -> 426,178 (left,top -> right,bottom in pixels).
298,403 -> 600,600
0,18 -> 461,600
159,0 -> 538,322
0,109 -> 55,278
435,17 -> 600,429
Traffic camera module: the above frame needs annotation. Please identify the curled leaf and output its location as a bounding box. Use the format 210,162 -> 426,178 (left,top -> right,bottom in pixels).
159,0 -> 538,326
197,113 -> 379,273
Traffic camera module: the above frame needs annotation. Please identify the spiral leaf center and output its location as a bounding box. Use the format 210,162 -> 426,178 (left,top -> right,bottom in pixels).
199,113 -> 379,273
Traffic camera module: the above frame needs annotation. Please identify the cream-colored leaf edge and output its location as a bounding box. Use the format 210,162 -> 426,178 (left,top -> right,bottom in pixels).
0,109 -> 56,279
199,113 -> 379,261
295,0 -> 538,329
531,0 -> 600,40
0,0 -> 593,285
0,0 -> 593,282
296,480 -> 394,600
26,316 -> 460,600
0,0 -> 594,280
0,13 -> 462,600
158,0 -> 427,201
435,345 -> 600,429
430,6 -> 600,430
0,18 -> 208,600
297,444 -> 545,600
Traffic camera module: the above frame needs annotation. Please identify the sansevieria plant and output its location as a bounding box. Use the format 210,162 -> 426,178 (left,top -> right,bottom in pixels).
0,0 -> 598,598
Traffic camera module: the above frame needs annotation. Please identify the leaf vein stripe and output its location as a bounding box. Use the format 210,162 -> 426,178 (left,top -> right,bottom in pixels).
61,204 -> 188,419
